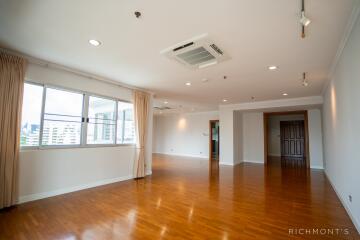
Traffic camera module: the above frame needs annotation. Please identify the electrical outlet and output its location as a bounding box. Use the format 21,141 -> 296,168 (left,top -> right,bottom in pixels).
170,149 -> 173,152
349,195 -> 352,203
200,152 -> 202,154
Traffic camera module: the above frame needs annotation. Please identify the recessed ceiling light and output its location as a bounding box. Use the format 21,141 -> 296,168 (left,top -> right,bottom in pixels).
222,99 -> 228,102
164,101 -> 168,104
282,93 -> 288,96
268,66 -> 278,70
89,39 -> 101,46
185,82 -> 191,86
202,78 -> 209,83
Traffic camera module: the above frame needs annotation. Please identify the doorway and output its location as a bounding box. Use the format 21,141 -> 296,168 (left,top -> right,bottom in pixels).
263,111 -> 310,168
209,120 -> 219,162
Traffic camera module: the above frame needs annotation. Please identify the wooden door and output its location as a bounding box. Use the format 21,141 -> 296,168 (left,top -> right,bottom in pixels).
280,121 -> 305,159
209,120 -> 219,162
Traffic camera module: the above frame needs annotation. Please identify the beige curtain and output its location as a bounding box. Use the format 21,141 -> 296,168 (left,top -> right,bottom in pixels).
0,52 -> 27,209
133,90 -> 150,178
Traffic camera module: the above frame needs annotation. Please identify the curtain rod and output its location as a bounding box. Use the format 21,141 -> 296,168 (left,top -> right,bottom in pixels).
0,47 -> 154,95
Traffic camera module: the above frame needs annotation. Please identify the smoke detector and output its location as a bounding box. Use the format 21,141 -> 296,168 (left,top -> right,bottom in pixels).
160,34 -> 230,69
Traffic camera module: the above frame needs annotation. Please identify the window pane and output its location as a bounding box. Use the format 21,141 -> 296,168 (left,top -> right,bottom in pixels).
117,102 -> 135,144
87,96 -> 116,144
20,83 -> 43,146
42,87 -> 83,145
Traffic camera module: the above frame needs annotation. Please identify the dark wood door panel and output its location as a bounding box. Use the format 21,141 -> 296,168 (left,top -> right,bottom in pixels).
280,121 -> 305,158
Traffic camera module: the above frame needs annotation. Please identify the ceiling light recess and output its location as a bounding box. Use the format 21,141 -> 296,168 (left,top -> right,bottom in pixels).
185,82 -> 191,86
268,65 -> 278,70
222,99 -> 228,102
89,39 -> 101,46
282,93 -> 288,96
160,34 -> 230,70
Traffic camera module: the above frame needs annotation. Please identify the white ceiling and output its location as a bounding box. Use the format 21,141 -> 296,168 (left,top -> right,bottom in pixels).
0,0 -> 355,112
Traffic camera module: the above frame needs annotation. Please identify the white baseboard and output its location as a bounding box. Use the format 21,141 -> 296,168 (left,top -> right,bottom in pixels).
219,162 -> 234,166
310,165 -> 324,170
324,171 -> 360,234
154,152 -> 209,159
243,160 -> 264,164
19,175 -> 133,204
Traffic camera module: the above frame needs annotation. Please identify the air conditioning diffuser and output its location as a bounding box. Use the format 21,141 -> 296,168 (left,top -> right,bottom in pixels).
160,34 -> 230,69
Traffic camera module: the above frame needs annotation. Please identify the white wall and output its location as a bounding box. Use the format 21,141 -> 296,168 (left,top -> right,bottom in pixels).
229,109 -> 324,168
20,64 -> 153,203
307,109 -> 324,169
219,109 -> 234,165
233,111 -> 243,164
242,112 -> 264,163
267,114 -> 304,156
19,146 -> 135,202
322,10 -> 360,232
153,111 -> 219,158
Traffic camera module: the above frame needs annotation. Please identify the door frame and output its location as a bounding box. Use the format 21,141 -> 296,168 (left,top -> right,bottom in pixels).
209,120 -> 220,161
263,111 -> 310,168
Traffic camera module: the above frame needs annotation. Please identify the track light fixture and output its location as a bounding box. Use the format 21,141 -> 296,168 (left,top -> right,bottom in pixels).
302,72 -> 309,86
300,0 -> 311,38
300,11 -> 311,27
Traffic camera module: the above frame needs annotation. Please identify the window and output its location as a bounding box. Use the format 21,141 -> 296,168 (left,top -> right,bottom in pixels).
20,83 -> 43,146
20,82 -> 136,148
42,88 -> 83,146
117,102 -> 135,144
87,96 -> 116,144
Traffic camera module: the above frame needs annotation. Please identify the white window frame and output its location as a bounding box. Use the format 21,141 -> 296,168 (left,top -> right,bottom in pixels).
86,94 -> 118,147
21,81 -> 135,150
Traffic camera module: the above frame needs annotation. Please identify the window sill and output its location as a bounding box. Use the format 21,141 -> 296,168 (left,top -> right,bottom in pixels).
20,144 -> 136,151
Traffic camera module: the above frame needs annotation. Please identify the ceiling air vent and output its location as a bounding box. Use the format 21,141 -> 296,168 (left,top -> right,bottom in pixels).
210,44 -> 223,55
160,34 -> 230,69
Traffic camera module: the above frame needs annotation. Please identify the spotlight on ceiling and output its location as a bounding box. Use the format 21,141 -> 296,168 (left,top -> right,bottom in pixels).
300,11 -> 311,27
300,0 -> 311,38
302,72 -> 309,86
282,93 -> 288,96
222,99 -> 228,102
185,82 -> 191,86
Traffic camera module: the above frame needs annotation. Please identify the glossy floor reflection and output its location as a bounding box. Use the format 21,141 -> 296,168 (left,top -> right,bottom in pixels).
0,154 -> 358,239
